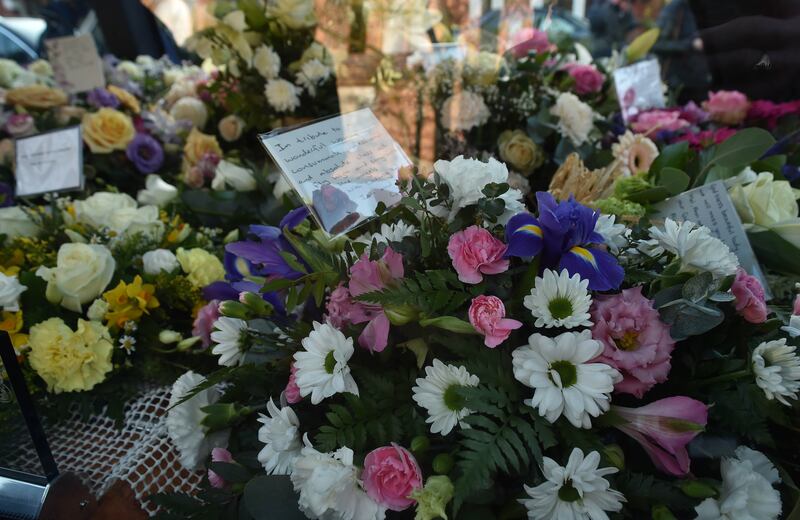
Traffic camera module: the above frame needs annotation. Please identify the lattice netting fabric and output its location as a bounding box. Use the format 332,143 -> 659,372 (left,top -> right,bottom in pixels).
5,386 -> 203,516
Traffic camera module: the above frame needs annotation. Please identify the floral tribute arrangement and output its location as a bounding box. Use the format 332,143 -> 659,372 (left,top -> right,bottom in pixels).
157,155 -> 800,519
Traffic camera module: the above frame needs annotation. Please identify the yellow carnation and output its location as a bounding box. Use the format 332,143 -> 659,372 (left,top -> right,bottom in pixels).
81,107 -> 136,153
27,318 -> 113,393
102,275 -> 160,329
176,247 -> 225,288
107,84 -> 141,114
6,84 -> 68,109
182,127 -> 222,170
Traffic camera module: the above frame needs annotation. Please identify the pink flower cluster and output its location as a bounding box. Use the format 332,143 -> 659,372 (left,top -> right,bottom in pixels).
673,127 -> 737,150
590,286 -> 675,398
731,268 -> 768,324
747,99 -> 800,128
362,444 -> 422,511
703,90 -> 750,126
508,27 -> 553,58
448,226 -> 509,284
468,295 -> 522,348
630,109 -> 691,135
562,63 -> 604,96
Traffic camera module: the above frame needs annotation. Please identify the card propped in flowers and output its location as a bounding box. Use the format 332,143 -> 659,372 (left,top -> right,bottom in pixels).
45,34 -> 105,94
15,126 -> 84,197
613,59 -> 665,123
259,109 -> 412,236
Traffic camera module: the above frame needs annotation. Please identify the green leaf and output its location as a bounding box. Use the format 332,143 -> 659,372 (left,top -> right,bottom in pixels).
649,141 -> 689,178
243,476 -> 305,520
748,228 -> 800,276
657,167 -> 690,195
712,128 -> 775,169
419,316 -> 477,334
208,461 -> 250,484
625,27 -> 660,62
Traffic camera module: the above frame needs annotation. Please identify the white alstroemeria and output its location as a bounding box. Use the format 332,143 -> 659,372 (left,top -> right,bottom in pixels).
293,322 -> 359,404
594,214 -> 629,254
257,399 -> 302,475
212,160 -> 257,192
137,174 -> 178,207
412,359 -> 480,436
752,338 -> 800,405
523,269 -> 593,329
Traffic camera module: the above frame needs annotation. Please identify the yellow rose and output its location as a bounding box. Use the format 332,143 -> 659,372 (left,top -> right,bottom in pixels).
6,84 -> 68,109
107,85 -> 141,114
182,127 -> 222,171
176,247 -> 225,287
27,318 -> 113,393
498,130 -> 544,175
82,108 -> 135,154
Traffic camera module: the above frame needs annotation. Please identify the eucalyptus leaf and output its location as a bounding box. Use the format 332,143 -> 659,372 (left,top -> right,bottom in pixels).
681,272 -> 715,303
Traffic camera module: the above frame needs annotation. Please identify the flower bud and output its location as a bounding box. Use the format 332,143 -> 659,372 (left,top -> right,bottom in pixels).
679,479 -> 718,499
239,291 -> 273,315
177,336 -> 202,351
432,453 -> 454,475
159,330 -> 183,344
410,435 -> 430,454
603,444 -> 625,470
219,300 -> 250,319
384,304 -> 419,325
652,505 -> 677,520
419,316 -> 477,334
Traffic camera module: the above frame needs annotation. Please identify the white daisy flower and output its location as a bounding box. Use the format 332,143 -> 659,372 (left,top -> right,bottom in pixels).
293,322 -> 359,405
356,222 -> 418,247
210,316 -> 248,367
412,359 -> 480,436
695,446 -> 781,520
257,398 -> 302,475
166,371 -> 230,470
264,78 -> 301,112
520,447 -> 625,520
648,218 -> 739,277
118,335 -> 136,354
752,338 -> 800,405
512,330 -> 621,428
523,269 -> 593,329
594,214 -> 629,255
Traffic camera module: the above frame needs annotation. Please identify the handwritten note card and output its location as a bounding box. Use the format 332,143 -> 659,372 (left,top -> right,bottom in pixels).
260,109 -> 412,236
45,34 -> 105,94
613,59 -> 665,123
15,127 -> 83,197
653,181 -> 771,297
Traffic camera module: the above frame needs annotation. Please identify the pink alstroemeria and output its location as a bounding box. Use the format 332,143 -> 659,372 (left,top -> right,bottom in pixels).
613,397 -> 708,477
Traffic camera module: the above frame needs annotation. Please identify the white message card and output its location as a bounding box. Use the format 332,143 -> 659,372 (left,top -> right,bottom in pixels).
15,127 -> 84,197
613,59 -> 665,123
260,109 -> 412,236
653,181 -> 771,297
45,34 -> 105,94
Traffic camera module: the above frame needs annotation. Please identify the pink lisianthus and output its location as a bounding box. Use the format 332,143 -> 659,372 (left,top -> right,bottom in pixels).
192,299 -> 220,348
207,447 -> 234,488
362,444 -> 422,511
590,286 -> 675,398
731,268 -> 768,324
703,90 -> 750,126
284,363 -> 301,404
563,63 -> 605,95
448,226 -> 509,284
468,295 -> 522,348
613,397 -> 708,476
508,27 -> 553,58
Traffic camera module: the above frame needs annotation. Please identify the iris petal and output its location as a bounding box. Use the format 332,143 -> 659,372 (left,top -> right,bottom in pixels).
505,213 -> 544,258
559,246 -> 624,291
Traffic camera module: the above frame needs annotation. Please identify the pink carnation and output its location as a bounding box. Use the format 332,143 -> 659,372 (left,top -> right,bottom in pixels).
563,63 -> 604,95
703,90 -> 750,126
590,286 -> 675,398
468,295 -> 522,348
207,447 -> 234,489
193,299 -> 220,348
731,268 -> 768,324
447,226 -> 509,284
508,27 -> 553,58
362,444 -> 422,511
630,109 -> 691,135
284,363 -> 301,404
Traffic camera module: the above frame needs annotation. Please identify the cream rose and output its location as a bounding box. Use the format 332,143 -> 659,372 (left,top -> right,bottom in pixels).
183,128 -> 222,169
0,206 -> 40,243
170,96 -> 208,129
72,192 -> 137,229
56,105 -> 87,125
81,108 -> 136,153
6,84 -> 68,109
218,114 -> 245,142
497,130 -> 544,175
441,91 -> 490,132
28,59 -> 53,77
37,243 -> 116,312
137,174 -> 178,207
730,172 -> 799,228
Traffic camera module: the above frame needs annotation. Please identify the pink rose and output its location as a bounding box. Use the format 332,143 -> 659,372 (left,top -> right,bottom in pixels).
630,110 -> 690,135
508,27 -> 553,58
284,363 -> 301,404
468,295 -> 522,348
5,113 -> 35,137
563,63 -> 604,95
703,90 -> 750,126
362,444 -> 422,511
193,300 -> 220,348
447,226 -> 509,284
731,268 -> 767,324
207,447 -> 234,488
590,286 -> 675,398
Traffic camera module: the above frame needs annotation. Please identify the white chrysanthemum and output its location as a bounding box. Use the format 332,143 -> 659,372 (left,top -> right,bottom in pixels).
210,316 -> 247,367
166,371 -> 230,470
550,92 -> 595,146
293,322 -> 359,405
264,78 -> 301,112
512,330 -> 621,428
253,44 -> 281,79
695,446 -> 781,520
441,90 -> 490,132
752,338 -> 800,406
412,359 -> 480,436
521,448 -> 625,520
356,222 -> 418,246
648,218 -> 739,277
257,398 -> 302,475
523,269 -> 593,329
291,437 -> 386,520
611,131 -> 659,177
594,214 -> 629,254
295,58 -> 331,96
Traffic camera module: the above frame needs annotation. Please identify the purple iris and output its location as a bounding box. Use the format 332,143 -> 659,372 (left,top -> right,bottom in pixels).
87,87 -> 121,109
0,182 -> 13,207
505,192 -> 624,291
126,133 -> 165,174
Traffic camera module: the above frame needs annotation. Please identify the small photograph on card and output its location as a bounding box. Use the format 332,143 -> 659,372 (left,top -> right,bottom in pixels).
45,34 -> 105,94
613,59 -> 666,123
15,126 -> 84,197
260,109 -> 412,236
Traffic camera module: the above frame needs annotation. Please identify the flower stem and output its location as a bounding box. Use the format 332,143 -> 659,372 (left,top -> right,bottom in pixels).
696,369 -> 751,387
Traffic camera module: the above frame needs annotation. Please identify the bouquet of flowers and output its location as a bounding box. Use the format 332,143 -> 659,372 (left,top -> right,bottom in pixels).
158,154 -> 799,519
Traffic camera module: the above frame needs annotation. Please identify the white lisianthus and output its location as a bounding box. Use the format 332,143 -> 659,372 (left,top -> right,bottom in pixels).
86,298 -> 109,321
730,171 -> 799,228
142,248 -> 180,275
440,91 -> 490,132
212,160 -> 257,192
550,91 -> 595,146
752,338 -> 800,405
257,399 -> 302,475
295,59 -> 330,96
0,272 -> 26,312
36,243 -> 116,312
0,206 -> 40,243
264,78 -> 301,113
169,96 -> 208,129
253,45 -> 281,80
221,9 -> 247,32
137,175 -> 178,207
218,114 -> 245,142
266,0 -> 317,30
647,218 -> 739,277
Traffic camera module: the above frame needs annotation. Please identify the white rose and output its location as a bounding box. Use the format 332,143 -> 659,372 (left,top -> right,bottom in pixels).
264,78 -> 301,112
441,91 -> 490,132
253,45 -> 281,79
73,192 -> 137,229
36,243 -> 116,312
0,206 -> 40,243
170,96 -> 208,129
218,114 -> 245,142
108,205 -> 165,242
730,171 -> 799,228
86,298 -> 109,321
142,249 -> 180,275
212,160 -> 257,192
137,175 -> 178,207
0,272 -> 26,312
222,9 -> 248,31
266,0 -> 316,29
550,91 -> 595,146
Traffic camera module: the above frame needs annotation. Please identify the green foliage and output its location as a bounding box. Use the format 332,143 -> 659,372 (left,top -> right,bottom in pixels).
355,270 -> 471,317
616,472 -> 694,513
708,384 -> 774,447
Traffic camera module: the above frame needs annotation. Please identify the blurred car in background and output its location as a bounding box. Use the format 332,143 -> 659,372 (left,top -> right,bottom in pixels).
0,16 -> 45,62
